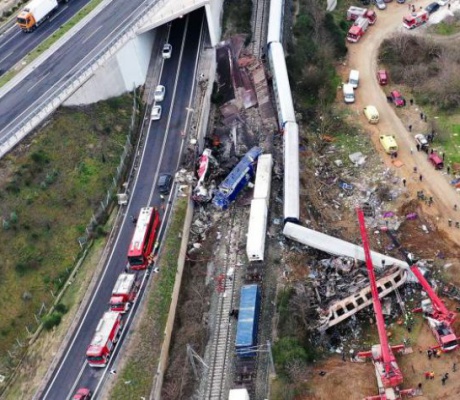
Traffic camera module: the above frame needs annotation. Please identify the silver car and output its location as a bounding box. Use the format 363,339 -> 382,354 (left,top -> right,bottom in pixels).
374,0 -> 387,9
151,106 -> 162,120
154,85 -> 165,102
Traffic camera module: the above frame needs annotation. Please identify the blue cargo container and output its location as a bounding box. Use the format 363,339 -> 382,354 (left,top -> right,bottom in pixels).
213,147 -> 262,210
235,284 -> 261,358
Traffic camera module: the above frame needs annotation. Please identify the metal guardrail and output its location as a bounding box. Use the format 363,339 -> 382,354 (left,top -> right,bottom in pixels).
0,0 -> 171,159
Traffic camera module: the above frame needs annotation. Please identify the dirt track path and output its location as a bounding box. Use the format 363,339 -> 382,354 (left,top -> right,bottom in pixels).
347,1 -> 460,247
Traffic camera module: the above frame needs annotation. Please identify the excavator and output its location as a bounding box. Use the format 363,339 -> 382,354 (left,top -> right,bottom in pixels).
385,229 -> 458,352
356,208 -> 414,399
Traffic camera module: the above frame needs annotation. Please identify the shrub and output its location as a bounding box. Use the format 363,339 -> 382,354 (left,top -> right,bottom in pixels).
42,312 -> 62,331
55,303 -> 68,314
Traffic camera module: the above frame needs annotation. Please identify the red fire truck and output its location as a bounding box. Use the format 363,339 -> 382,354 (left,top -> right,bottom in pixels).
109,273 -> 139,313
86,311 -> 123,367
127,207 -> 160,270
347,17 -> 369,43
347,6 -> 377,25
403,11 -> 429,29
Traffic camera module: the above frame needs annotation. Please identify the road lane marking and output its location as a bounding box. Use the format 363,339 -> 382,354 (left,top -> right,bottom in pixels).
82,25 -> 103,44
27,72 -> 49,93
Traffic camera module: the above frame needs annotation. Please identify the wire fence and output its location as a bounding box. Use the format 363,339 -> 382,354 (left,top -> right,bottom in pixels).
0,87 -> 142,394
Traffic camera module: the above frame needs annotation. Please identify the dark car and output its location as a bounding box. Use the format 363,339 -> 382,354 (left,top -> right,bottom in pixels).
361,0 -> 371,4
158,173 -> 173,195
425,2 -> 440,13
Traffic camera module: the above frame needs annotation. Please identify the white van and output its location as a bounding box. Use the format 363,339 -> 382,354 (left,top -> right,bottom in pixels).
349,70 -> 359,88
343,83 -> 355,103
363,105 -> 379,124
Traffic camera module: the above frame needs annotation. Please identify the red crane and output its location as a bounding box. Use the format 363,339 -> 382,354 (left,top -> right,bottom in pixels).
356,208 -> 414,399
385,230 -> 458,352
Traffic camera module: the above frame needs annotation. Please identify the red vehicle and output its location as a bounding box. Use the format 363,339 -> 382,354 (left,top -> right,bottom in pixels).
428,152 -> 444,169
347,17 -> 369,43
356,208 -> 414,399
390,90 -> 405,107
72,388 -> 92,400
403,11 -> 429,29
86,311 -> 123,367
127,207 -> 160,270
109,273 -> 139,313
377,69 -> 388,85
410,266 -> 458,351
346,6 -> 377,25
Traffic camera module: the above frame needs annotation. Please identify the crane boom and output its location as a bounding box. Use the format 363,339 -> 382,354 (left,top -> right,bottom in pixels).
357,208 -> 392,366
409,266 -> 455,324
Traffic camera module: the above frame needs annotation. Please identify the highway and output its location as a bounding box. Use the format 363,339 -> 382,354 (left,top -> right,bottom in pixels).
0,0 -> 152,144
37,7 -> 206,400
0,0 -> 92,75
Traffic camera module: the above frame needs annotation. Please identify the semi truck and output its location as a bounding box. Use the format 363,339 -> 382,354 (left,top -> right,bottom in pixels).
109,273 -> 139,313
17,0 -> 59,32
347,17 -> 369,43
347,6 -> 377,25
86,311 -> 123,367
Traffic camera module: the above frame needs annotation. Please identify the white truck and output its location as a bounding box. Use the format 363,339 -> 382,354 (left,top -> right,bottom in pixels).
229,388 -> 250,400
17,0 -> 59,32
347,6 -> 377,25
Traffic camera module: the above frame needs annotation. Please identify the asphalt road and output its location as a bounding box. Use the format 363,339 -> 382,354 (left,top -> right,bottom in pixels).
40,8 -> 205,400
0,0 -> 150,143
0,0 -> 92,75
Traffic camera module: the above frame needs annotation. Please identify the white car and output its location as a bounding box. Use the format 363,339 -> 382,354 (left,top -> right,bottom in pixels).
437,0 -> 449,5
374,0 -> 387,9
151,105 -> 162,120
154,85 -> 165,102
162,44 -> 172,59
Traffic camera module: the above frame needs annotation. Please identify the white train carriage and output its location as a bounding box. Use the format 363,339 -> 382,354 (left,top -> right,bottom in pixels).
284,122 -> 300,223
268,42 -> 296,127
253,154 -> 273,208
267,0 -> 285,45
246,199 -> 269,262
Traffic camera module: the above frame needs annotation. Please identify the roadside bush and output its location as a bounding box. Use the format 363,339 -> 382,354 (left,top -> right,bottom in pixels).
273,337 -> 311,380
55,303 -> 68,314
42,312 -> 62,331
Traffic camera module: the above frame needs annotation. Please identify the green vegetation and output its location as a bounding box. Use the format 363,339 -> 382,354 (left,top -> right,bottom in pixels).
110,198 -> 188,399
286,0 -> 347,118
428,13 -> 460,35
0,94 -> 133,375
0,0 -> 104,89
222,0 -> 252,37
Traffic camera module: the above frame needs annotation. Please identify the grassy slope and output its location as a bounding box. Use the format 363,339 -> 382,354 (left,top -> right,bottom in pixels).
0,94 -> 133,371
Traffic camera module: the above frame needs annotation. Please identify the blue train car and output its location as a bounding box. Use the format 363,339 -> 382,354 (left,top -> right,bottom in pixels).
235,284 -> 261,358
213,147 -> 262,210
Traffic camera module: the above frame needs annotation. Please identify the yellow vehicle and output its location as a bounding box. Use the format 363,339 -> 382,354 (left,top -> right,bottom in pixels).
379,135 -> 398,155
363,105 -> 379,124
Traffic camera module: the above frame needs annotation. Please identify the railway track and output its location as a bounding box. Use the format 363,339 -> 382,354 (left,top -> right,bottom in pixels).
251,0 -> 269,58
202,206 -> 245,399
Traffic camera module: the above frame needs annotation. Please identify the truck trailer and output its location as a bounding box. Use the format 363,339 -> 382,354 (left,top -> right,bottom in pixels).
17,0 -> 59,32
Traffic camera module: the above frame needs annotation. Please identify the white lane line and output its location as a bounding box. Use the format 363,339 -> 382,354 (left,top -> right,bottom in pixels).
0,51 -> 13,64
27,73 -> 49,93
82,25 -> 103,44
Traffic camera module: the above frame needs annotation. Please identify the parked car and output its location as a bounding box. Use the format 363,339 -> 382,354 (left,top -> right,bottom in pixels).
437,0 -> 449,5
363,105 -> 379,124
414,134 -> 429,150
154,85 -> 165,102
425,2 -> 440,13
151,105 -> 162,120
162,43 -> 172,59
377,69 -> 388,85
158,173 -> 173,195
72,388 -> 92,400
383,0 -> 393,3
374,0 -> 387,9
390,90 -> 405,107
361,0 -> 371,4
397,0 -> 406,3
428,152 -> 444,169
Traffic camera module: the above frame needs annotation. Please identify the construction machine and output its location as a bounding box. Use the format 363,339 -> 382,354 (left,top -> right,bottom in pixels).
356,208 -> 414,399
385,230 -> 458,352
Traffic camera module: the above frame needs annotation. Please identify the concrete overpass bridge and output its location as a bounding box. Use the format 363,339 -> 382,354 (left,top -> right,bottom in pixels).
0,0 -> 223,157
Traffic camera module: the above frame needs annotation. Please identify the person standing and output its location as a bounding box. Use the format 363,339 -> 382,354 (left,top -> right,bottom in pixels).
420,174 -> 423,182
403,178 -> 407,187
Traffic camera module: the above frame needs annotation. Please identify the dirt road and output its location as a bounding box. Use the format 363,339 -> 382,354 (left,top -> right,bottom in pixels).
346,1 -> 460,246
